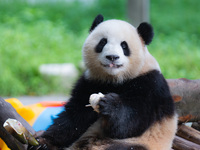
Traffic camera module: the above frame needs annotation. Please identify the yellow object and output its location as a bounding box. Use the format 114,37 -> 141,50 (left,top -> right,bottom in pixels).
0,98 -> 46,150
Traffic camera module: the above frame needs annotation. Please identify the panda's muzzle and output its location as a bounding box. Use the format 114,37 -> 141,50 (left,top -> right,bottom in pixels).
101,55 -> 122,68
106,55 -> 119,61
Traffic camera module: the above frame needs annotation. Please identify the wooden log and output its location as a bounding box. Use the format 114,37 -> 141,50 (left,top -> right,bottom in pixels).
173,136 -> 200,150
167,79 -> 200,122
0,97 -> 35,150
192,122 -> 200,131
176,124 -> 200,145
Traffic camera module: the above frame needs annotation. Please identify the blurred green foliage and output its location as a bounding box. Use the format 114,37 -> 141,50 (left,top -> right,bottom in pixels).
0,0 -> 199,96
150,0 -> 200,79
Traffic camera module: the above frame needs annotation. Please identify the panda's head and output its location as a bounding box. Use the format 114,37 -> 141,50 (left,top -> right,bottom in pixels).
83,15 -> 160,83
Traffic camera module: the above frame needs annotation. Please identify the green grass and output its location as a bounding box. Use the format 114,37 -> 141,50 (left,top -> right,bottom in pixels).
0,0 -> 199,96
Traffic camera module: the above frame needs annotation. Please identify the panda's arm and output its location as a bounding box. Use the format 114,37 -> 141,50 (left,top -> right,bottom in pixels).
40,76 -> 98,148
41,103 -> 97,148
99,73 -> 174,139
99,92 -> 155,139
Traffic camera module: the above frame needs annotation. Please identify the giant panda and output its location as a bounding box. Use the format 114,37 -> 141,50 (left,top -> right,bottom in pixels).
36,15 -> 177,150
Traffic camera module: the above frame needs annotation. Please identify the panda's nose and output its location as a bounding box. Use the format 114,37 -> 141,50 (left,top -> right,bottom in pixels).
106,55 -> 119,61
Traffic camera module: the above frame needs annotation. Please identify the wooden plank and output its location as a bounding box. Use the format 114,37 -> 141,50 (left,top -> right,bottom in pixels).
176,124 -> 200,145
173,136 -> 200,150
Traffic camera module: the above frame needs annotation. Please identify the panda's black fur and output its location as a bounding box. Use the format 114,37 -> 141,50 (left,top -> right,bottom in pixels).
90,14 -> 104,32
37,15 -> 177,150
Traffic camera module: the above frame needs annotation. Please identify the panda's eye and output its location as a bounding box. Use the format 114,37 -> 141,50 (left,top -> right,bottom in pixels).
95,38 -> 107,53
121,41 -> 130,56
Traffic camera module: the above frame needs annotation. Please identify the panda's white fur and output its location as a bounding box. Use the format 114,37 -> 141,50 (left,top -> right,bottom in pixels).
65,18 -> 177,150
83,19 -> 160,83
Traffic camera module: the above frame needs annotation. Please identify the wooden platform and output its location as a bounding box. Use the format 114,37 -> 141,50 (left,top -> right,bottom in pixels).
172,123 -> 200,150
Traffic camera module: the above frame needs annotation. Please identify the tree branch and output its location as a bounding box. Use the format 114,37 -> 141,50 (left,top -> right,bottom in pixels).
176,124 -> 200,145
173,135 -> 200,150
0,97 -> 35,150
167,79 -> 200,122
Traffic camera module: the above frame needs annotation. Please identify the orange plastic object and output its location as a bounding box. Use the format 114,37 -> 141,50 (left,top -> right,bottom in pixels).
40,101 -> 66,107
5,98 -> 46,126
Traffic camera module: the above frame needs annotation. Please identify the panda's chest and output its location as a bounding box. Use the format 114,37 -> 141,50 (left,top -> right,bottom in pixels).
92,80 -> 146,95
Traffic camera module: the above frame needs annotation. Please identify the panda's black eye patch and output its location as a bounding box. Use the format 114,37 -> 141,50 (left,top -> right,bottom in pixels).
95,38 -> 107,53
121,41 -> 130,56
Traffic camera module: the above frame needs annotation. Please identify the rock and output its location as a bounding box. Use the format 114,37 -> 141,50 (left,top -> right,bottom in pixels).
39,63 -> 79,90
39,63 -> 78,78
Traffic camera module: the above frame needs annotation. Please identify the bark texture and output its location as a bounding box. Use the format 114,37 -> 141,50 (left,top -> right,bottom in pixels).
167,79 -> 200,122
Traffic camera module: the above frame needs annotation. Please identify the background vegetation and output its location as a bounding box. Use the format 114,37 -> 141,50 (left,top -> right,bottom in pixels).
0,0 -> 199,96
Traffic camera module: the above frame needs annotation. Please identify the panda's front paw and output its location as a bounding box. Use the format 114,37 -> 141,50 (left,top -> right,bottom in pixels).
99,93 -> 121,116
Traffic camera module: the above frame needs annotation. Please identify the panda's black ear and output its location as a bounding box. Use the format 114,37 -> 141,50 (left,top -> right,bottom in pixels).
89,14 -> 104,32
137,22 -> 154,45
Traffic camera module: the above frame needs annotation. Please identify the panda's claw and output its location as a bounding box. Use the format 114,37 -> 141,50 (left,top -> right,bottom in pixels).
28,145 -> 48,150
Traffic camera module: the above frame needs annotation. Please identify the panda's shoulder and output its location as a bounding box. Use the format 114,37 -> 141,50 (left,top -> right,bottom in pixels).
127,70 -> 168,90
140,70 -> 170,93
